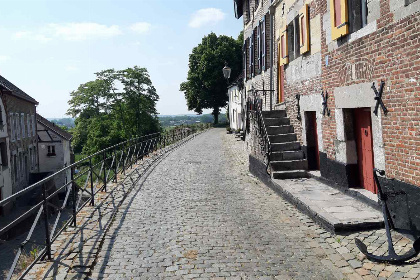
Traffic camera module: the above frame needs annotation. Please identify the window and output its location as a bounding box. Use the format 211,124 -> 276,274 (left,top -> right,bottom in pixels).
405,0 -> 418,5
299,4 -> 310,54
279,25 -> 288,66
257,17 -> 267,73
10,113 -> 15,141
330,0 -> 367,40
15,113 -> 20,140
287,18 -> 300,62
257,24 -> 261,74
32,115 -> 36,136
47,145 -> 56,156
0,142 -> 7,167
27,114 -> 31,138
243,41 -> 247,80
21,113 -> 25,138
248,32 -> 255,77
262,15 -> 266,71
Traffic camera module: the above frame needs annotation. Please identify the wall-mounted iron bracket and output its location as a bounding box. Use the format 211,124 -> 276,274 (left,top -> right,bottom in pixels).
372,80 -> 388,116
296,94 -> 301,121
321,91 -> 330,117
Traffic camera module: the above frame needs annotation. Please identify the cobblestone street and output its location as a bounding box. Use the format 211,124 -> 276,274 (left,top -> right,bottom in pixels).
90,129 -> 345,279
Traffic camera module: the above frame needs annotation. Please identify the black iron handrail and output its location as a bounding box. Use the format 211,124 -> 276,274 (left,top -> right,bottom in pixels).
0,125 -> 207,280
250,97 -> 271,174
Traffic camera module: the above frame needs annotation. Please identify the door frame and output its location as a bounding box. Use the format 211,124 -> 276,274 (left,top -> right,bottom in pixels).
334,82 -> 386,177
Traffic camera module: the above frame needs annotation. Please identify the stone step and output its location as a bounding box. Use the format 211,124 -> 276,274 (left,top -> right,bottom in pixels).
268,133 -> 297,143
262,110 -> 287,119
270,150 -> 305,161
264,118 -> 290,126
271,141 -> 301,152
270,160 -> 308,172
266,125 -> 294,135
272,170 -> 309,179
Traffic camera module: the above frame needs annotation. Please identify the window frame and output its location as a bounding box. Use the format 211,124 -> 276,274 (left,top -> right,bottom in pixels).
279,25 -> 289,66
299,4 -> 310,54
262,16 -> 266,71
330,0 -> 349,40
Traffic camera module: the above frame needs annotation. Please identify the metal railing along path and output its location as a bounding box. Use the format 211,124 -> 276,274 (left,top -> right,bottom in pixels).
0,126 -> 208,280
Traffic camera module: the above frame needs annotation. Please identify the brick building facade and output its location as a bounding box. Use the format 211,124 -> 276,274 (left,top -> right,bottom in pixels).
234,0 -> 419,192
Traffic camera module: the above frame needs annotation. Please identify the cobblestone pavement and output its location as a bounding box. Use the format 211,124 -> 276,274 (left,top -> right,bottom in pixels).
22,128 -> 420,280
90,129 -> 345,279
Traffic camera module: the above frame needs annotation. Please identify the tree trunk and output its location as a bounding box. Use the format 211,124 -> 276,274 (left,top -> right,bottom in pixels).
213,107 -> 219,124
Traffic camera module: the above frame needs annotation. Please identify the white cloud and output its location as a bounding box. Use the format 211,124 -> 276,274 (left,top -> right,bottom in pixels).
130,22 -> 151,34
0,55 -> 10,62
13,31 -> 52,42
48,23 -> 121,41
13,23 -> 121,42
189,8 -> 226,28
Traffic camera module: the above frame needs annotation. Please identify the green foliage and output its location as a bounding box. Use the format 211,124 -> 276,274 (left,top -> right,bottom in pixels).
180,32 -> 242,124
67,66 -> 160,155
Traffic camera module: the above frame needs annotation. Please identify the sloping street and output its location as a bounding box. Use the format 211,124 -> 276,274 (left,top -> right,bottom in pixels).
90,129 -> 344,279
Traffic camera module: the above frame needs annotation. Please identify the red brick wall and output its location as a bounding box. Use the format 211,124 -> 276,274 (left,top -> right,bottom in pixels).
320,8 -> 420,186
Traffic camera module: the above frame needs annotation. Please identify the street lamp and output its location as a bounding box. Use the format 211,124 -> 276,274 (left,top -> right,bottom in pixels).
222,63 -> 231,82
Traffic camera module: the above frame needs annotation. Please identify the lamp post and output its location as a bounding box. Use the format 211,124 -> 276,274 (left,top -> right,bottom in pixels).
222,62 -> 231,83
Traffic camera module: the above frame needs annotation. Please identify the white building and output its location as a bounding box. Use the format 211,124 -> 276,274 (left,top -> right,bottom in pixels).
227,75 -> 244,132
36,114 -> 72,191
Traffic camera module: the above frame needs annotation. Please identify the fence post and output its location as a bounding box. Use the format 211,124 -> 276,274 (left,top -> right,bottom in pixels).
42,183 -> 52,260
89,158 -> 95,206
122,147 -> 126,175
103,151 -> 107,192
71,167 -> 77,227
114,149 -> 118,183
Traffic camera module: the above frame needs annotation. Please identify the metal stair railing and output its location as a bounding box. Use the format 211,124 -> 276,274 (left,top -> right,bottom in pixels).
250,97 -> 272,175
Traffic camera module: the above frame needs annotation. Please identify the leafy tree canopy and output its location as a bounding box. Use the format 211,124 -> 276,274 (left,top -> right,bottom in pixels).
180,32 -> 242,124
67,66 -> 160,155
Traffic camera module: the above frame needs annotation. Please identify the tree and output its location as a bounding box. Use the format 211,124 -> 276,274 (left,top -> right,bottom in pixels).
180,32 -> 242,124
67,67 -> 160,155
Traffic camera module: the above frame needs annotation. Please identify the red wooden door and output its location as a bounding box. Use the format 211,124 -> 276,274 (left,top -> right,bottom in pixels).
354,108 -> 376,193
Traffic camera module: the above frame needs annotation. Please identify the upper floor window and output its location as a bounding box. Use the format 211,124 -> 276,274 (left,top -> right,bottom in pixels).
10,113 -> 15,141
21,113 -> 25,138
330,0 -> 367,40
27,114 -> 31,138
15,113 -> 20,140
47,145 -> 56,157
32,115 -> 36,136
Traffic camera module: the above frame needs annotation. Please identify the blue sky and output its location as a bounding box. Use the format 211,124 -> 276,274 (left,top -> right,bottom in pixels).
0,0 -> 242,118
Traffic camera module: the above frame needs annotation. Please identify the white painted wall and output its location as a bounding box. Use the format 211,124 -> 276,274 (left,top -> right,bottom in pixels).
37,122 -> 71,190
228,85 -> 243,131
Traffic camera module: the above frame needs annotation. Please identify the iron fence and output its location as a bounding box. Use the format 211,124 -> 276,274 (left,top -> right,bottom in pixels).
0,125 -> 207,279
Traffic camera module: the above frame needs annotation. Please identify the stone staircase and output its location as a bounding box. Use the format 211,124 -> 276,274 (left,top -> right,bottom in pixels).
262,110 -> 309,179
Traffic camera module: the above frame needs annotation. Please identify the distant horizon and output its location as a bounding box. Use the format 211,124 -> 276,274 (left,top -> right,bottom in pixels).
46,111 -> 227,120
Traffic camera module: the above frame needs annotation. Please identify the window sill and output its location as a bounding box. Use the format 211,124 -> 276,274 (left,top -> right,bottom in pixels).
347,21 -> 377,44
